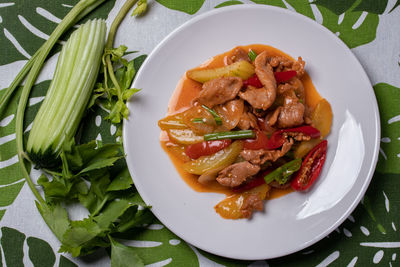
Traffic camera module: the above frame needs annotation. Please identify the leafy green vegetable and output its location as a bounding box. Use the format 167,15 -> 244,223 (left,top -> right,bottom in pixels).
109,236 -> 144,267
7,0 -> 153,264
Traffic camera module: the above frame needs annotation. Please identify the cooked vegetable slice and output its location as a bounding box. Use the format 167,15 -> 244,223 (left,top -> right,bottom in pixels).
214,183 -> 270,219
166,128 -> 204,145
311,98 -> 333,138
158,113 -> 187,130
187,60 -> 255,83
274,70 -> 297,83
201,105 -> 222,125
204,130 -> 255,141
185,140 -> 232,159
243,74 -> 263,88
26,19 -> 107,168
293,98 -> 332,158
182,141 -> 243,175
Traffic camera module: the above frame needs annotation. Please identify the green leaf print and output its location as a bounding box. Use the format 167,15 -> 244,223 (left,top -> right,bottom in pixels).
0,0 -> 115,66
374,83 -> 400,174
59,255 -> 78,267
27,237 -> 56,267
0,81 -> 49,222
215,1 -> 243,8
1,227 -> 25,267
114,219 -> 199,266
251,0 -> 379,48
316,5 -> 379,48
313,0 -> 357,15
156,0 -> 205,15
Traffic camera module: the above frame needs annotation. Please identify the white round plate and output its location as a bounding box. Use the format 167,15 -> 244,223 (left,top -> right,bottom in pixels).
123,5 -> 380,260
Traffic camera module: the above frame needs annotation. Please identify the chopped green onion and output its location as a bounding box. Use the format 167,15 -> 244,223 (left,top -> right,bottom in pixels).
192,118 -> 205,123
204,130 -> 255,141
201,105 -> 222,125
248,50 -> 258,61
264,158 -> 302,185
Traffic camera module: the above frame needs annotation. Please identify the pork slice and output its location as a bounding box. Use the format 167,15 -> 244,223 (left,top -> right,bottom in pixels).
226,47 -> 250,65
240,194 -> 264,219
196,77 -> 243,108
253,51 -> 277,109
216,161 -> 260,187
240,139 -> 294,165
277,103 -> 305,128
237,111 -> 258,130
239,86 -> 275,110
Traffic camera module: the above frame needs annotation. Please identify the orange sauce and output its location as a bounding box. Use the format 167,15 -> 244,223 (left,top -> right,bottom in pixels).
161,44 -> 323,202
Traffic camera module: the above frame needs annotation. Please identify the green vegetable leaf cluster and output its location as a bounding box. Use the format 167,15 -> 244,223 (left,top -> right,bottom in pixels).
90,47 -> 146,139
36,140 -> 154,258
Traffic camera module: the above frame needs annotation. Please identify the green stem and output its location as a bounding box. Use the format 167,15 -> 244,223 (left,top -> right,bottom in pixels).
201,105 -> 222,125
204,130 -> 255,141
105,0 -> 138,100
16,0 -> 106,205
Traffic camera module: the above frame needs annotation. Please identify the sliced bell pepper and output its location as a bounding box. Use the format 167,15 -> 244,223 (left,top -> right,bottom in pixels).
243,74 -> 263,88
267,126 -> 321,150
185,140 -> 231,159
274,70 -> 297,83
291,140 -> 327,191
243,130 -> 269,150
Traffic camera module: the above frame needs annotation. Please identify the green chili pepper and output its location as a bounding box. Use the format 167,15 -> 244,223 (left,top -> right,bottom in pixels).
264,158 -> 302,185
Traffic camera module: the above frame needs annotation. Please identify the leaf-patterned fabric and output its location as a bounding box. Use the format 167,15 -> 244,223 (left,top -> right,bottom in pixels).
0,0 -> 399,266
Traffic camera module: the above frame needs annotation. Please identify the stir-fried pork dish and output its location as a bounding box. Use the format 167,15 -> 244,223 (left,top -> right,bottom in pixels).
159,45 -> 332,219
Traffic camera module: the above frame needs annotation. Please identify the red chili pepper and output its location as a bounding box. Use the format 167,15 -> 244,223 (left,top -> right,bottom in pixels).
232,170 -> 271,193
185,140 -> 231,159
274,70 -> 297,83
266,126 -> 321,150
291,140 -> 327,191
243,130 -> 269,150
243,74 -> 263,88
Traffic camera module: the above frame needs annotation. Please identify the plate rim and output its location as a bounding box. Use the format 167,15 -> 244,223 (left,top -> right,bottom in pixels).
123,4 -> 381,260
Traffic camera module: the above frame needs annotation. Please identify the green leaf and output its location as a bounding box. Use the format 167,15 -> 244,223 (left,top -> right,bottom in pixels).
60,218 -> 102,257
107,168 -> 133,191
374,83 -> 400,174
94,196 -> 138,231
109,236 -> 144,267
27,237 -> 56,267
215,1 -> 243,8
1,227 -> 25,267
35,202 -> 70,241
79,173 -> 110,214
156,0 -> 205,14
79,156 -> 122,174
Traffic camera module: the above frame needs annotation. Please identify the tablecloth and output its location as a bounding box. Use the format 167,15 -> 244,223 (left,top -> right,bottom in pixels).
0,0 -> 399,266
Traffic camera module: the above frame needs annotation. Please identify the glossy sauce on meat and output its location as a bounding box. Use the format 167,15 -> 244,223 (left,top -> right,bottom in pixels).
160,44 -> 323,218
